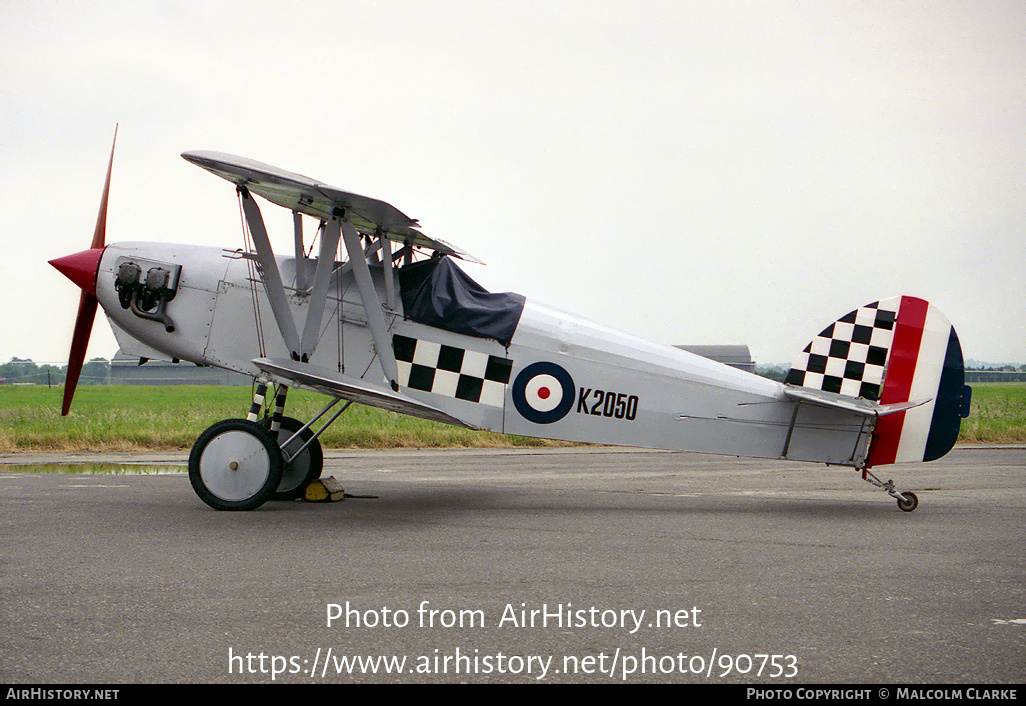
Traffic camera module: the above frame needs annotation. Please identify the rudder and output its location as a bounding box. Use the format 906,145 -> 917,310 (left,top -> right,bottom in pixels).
786,296 -> 971,467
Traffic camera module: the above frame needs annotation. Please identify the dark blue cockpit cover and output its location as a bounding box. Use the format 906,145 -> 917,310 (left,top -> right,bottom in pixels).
397,257 -> 524,347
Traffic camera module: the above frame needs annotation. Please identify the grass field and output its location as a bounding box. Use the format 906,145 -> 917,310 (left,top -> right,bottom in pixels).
1,382 -> 1023,452
0,384 -> 566,452
957,382 -> 1026,444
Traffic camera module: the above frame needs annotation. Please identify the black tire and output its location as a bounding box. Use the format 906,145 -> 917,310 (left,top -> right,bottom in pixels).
189,419 -> 284,511
261,416 -> 323,500
897,491 -> 919,513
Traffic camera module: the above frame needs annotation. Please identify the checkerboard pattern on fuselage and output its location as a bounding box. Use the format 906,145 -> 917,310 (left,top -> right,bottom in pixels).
785,298 -> 900,400
392,334 -> 512,407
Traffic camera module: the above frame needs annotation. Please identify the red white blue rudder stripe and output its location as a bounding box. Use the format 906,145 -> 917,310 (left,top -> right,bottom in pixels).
865,296 -> 969,466
787,296 -> 970,467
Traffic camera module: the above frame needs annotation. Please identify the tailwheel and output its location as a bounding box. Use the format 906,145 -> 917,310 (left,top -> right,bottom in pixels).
897,491 -> 919,513
261,416 -> 323,500
860,467 -> 920,513
189,419 -> 283,511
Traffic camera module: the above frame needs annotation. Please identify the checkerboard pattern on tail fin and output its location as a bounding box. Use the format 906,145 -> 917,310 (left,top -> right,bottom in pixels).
787,296 -> 970,466
785,297 -> 900,400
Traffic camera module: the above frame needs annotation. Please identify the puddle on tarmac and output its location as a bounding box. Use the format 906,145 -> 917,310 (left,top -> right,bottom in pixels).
1,463 -> 186,475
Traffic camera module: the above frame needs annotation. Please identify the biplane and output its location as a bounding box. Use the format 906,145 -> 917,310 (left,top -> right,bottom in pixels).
50,134 -> 972,511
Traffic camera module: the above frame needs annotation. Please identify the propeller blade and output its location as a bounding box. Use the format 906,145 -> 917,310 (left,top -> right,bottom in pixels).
62,293 -> 98,416
60,127 -> 117,415
91,125 -> 117,249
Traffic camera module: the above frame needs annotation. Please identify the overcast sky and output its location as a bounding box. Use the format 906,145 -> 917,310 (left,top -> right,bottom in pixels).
3,0 -> 1023,368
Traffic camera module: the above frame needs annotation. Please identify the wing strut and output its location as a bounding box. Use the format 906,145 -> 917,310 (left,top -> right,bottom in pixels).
293,211 -> 310,292
299,217 -> 342,360
237,187 -> 399,384
380,233 -> 395,311
340,216 -> 399,390
238,187 -> 302,359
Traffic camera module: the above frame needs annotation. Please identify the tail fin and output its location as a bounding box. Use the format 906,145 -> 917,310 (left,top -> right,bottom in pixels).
786,296 -> 971,466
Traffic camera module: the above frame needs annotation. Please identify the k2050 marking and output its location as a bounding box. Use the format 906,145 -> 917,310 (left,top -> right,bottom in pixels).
577,388 -> 639,421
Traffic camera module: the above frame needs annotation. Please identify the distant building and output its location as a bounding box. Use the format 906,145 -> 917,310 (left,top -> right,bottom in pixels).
109,352 -> 251,385
964,370 -> 1026,383
675,345 -> 755,373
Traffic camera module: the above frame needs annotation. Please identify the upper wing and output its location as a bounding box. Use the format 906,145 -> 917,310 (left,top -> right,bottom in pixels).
182,150 -> 481,263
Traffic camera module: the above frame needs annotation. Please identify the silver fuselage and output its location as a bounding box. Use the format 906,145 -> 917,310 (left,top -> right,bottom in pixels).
97,242 -> 870,466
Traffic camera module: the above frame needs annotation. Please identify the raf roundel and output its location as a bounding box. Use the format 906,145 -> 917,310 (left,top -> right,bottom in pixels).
512,362 -> 576,424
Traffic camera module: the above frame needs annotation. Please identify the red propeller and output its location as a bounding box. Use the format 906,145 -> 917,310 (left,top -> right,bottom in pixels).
50,127 -> 117,415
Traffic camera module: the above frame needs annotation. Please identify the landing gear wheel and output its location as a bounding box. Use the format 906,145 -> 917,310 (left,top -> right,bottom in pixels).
897,491 -> 919,513
189,419 -> 283,511
261,416 -> 323,500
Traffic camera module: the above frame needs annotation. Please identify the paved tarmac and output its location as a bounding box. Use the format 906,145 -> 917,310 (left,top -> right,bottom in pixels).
1,446 -> 1023,684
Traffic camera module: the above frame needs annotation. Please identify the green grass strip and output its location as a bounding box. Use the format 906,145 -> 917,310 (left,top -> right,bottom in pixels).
1,383 -> 1022,452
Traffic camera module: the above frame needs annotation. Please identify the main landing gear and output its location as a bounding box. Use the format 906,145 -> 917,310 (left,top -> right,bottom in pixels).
189,419 -> 283,511
262,416 -> 323,500
188,383 -> 329,511
860,466 -> 919,512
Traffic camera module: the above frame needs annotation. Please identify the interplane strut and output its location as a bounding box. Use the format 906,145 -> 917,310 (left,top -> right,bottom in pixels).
238,187 -> 301,358
237,186 -> 398,387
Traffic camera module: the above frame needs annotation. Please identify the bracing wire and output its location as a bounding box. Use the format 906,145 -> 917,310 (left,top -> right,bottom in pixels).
237,192 -> 266,358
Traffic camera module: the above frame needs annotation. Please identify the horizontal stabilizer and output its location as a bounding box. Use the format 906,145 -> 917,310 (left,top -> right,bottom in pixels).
784,385 -> 928,418
253,357 -> 475,429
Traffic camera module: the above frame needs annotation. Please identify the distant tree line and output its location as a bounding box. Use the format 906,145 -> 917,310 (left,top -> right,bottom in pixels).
754,365 -> 789,382
753,364 -> 1026,384
0,357 -> 110,386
